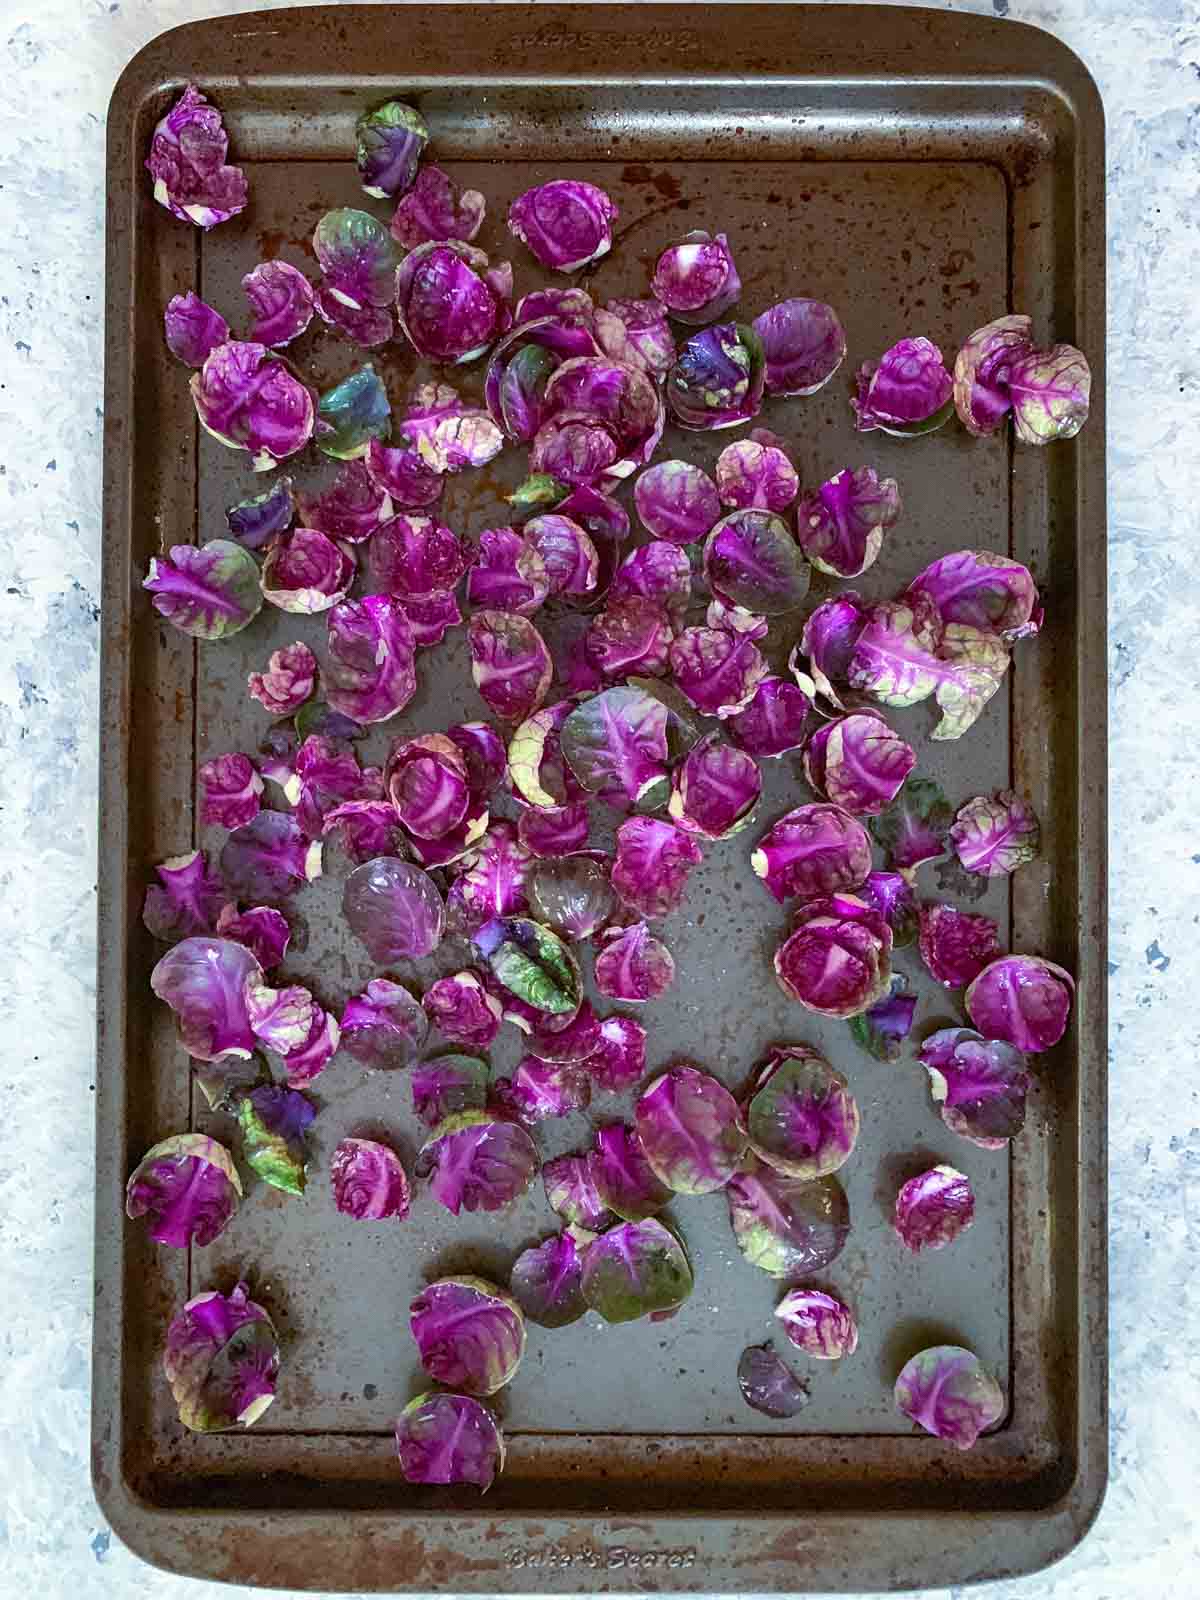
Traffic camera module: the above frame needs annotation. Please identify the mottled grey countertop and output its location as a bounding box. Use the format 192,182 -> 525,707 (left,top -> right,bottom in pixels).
1,0 -> 1195,1594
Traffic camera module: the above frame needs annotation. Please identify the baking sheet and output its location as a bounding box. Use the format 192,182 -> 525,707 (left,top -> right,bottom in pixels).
95,5 -> 1107,1590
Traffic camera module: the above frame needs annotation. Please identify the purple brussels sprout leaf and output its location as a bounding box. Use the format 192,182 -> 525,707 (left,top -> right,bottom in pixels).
445,823 -> 533,935
143,851 -> 229,944
950,790 -> 1041,876
594,922 -> 676,1002
561,685 -> 671,812
330,1137 -> 411,1220
410,1277 -> 526,1395
868,778 -> 952,876
706,599 -> 768,641
727,1160 -> 850,1278
596,297 -> 676,380
738,1343 -> 811,1418
529,856 -> 615,942
776,1289 -> 858,1359
511,1234 -> 586,1328
485,317 -> 598,445
804,711 -> 916,818
391,163 -> 486,247
199,752 -> 262,830
447,722 -> 508,799
340,978 -> 428,1070
539,355 -> 664,486
908,549 -> 1041,641
726,676 -> 811,760
313,207 -> 399,308
226,476 -> 295,551
526,1000 -> 602,1065
146,84 -> 247,229
163,1281 -> 279,1434
921,1028 -> 1031,1148
261,528 -> 355,614
743,1047 -> 859,1179
215,904 -> 290,971
583,1015 -> 645,1092
952,314 -> 1034,435
343,857 -> 444,964
795,591 -> 869,711
848,975 -> 918,1062
965,955 -> 1075,1053
634,459 -> 721,545
415,1111 -> 540,1216
666,322 -> 765,430
704,508 -> 811,617
668,733 -> 761,840
580,1217 -> 693,1324
369,514 -> 472,599
164,292 -> 229,367
322,795 -> 405,862
248,642 -> 317,717
519,801 -> 590,859
395,1391 -> 505,1489
514,286 -> 597,322
401,382 -> 504,474
524,514 -> 599,598
669,626 -> 767,718
237,1084 -> 315,1196
150,936 -> 261,1061
846,595 -> 1010,741
314,284 -> 394,348
543,1153 -> 615,1232
591,1122 -> 672,1221
752,297 -> 846,396
190,341 -> 314,468
635,1066 -> 746,1195
853,337 -> 954,436
795,466 -> 902,579
299,460 -> 392,543
144,540 -> 262,639
894,1346 -> 1005,1451
316,365 -> 391,460
859,870 -> 919,948
365,438 -> 443,510
715,437 -> 798,513
322,596 -> 417,723
283,734 -> 381,841
508,180 -> 617,272
395,241 -> 512,365
610,540 -> 692,628
918,903 -> 1001,989
651,230 -> 741,324
279,1005 -> 340,1088
503,1056 -> 591,1122
245,980 -> 316,1059
774,893 -> 893,1019
468,611 -> 553,723
1008,343 -> 1091,445
752,803 -> 872,903
423,973 -> 503,1049
411,1054 -> 490,1129
507,700 -> 580,810
220,810 -> 321,904
611,816 -> 703,919
385,733 -> 471,841
894,1164 -> 976,1253
242,259 -> 314,347
473,916 -> 582,1017
126,1134 -> 241,1248
355,99 -> 428,199
467,526 -> 550,615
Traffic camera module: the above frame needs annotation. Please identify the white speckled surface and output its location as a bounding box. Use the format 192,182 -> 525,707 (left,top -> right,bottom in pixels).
1,0 -> 1197,1594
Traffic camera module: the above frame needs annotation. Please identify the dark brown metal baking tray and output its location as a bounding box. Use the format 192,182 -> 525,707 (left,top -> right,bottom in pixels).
94,4 -> 1107,1589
